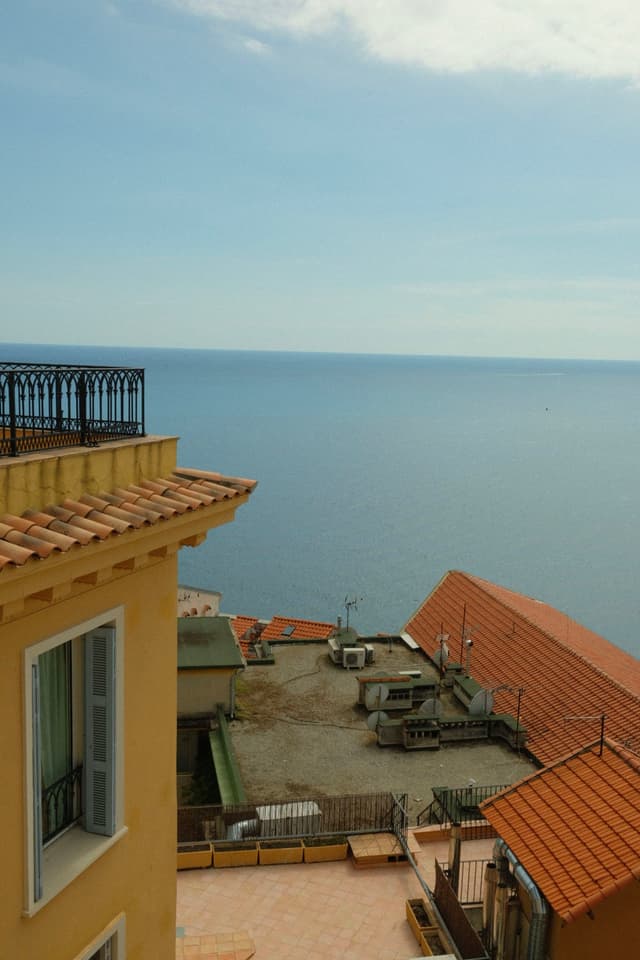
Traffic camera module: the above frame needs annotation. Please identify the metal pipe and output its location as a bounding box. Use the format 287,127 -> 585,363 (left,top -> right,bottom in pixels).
482,861 -> 497,943
493,838 -> 549,960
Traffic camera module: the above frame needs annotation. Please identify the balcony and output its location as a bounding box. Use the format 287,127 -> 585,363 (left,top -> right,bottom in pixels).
0,362 -> 145,457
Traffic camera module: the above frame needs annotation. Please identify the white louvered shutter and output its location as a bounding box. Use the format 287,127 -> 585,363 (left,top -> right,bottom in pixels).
31,663 -> 43,901
84,627 -> 117,836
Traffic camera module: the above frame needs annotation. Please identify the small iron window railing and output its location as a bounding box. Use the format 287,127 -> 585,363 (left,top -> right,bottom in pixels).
0,362 -> 145,457
42,764 -> 83,845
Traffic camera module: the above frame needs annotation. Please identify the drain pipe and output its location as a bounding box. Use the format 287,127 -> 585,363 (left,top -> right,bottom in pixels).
493,838 -> 549,960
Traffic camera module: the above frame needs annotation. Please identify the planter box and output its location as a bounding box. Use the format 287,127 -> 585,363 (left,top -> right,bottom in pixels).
303,836 -> 349,863
177,842 -> 212,871
406,899 -> 432,941
212,840 -> 258,868
258,839 -> 304,865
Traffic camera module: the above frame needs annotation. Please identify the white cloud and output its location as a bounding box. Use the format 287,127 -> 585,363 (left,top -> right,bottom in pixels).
165,1 -> 640,80
241,36 -> 271,55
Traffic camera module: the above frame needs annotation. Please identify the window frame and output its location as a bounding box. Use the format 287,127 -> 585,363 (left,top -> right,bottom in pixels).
23,607 -> 126,916
72,913 -> 126,960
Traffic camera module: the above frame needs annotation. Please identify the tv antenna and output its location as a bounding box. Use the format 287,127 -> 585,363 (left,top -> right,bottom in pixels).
463,628 -> 476,676
344,595 -> 362,631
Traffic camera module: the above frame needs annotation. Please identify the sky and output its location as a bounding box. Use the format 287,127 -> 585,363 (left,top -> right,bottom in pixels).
2,1 -> 640,359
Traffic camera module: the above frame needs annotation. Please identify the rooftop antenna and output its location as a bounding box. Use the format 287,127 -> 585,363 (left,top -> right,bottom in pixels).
563,713 -> 607,757
459,602 -> 467,663
463,628 -> 475,676
344,595 -> 362,632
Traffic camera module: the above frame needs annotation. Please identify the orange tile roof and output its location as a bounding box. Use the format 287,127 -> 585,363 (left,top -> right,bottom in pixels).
229,615 -> 261,658
481,740 -> 640,923
403,570 -> 640,764
260,615 -> 336,641
465,573 -> 640,697
0,467 -> 257,571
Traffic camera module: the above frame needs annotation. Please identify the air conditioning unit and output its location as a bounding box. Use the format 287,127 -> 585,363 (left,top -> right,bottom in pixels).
327,636 -> 342,664
343,647 -> 366,669
256,801 -> 322,838
364,643 -> 375,665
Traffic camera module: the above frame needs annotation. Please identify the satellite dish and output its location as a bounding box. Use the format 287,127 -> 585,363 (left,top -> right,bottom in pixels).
468,689 -> 494,716
418,698 -> 442,718
433,642 -> 450,668
365,683 -> 389,711
367,710 -> 389,731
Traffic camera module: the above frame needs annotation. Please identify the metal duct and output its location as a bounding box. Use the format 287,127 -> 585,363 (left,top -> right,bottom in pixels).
482,861 -> 498,943
226,818 -> 259,840
493,838 -> 549,960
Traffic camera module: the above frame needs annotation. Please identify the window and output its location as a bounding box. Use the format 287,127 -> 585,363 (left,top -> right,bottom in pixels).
25,609 -> 125,914
74,914 -> 126,960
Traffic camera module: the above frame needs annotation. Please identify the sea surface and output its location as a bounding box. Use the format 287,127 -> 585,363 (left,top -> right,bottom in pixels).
4,343 -> 640,659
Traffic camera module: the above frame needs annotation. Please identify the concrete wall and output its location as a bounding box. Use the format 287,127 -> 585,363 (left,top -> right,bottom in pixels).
0,435 -> 177,515
177,668 -> 235,716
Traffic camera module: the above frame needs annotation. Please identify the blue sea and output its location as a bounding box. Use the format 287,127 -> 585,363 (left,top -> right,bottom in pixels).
4,343 -> 640,659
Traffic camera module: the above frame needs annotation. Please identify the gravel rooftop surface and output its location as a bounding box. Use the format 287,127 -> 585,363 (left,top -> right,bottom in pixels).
229,641 -> 536,822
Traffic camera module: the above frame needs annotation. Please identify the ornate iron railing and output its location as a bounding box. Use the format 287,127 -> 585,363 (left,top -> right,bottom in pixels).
0,362 -> 145,457
43,764 -> 83,844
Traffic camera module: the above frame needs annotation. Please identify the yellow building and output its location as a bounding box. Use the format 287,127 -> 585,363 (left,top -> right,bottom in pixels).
0,362 -> 256,960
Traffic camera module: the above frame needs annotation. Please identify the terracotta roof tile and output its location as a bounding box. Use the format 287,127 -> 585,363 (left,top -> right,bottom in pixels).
260,616 -> 336,641
481,740 -> 640,923
465,572 -> 640,696
403,570 -> 640,764
0,468 -> 257,572
0,514 -> 79,551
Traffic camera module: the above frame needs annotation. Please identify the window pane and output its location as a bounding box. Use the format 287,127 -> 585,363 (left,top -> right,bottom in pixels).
39,641 -> 72,835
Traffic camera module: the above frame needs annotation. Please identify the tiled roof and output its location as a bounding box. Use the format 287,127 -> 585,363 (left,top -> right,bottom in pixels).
403,570 -> 640,764
465,573 -> 640,697
481,740 -> 640,923
260,615 -> 336,641
229,615 -> 261,659
0,467 -> 257,571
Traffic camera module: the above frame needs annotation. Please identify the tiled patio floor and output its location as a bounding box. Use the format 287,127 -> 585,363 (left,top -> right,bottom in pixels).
176,836 -> 494,960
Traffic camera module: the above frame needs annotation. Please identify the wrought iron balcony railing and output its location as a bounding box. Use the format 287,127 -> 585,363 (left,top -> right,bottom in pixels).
0,362 -> 145,457
42,764 -> 83,845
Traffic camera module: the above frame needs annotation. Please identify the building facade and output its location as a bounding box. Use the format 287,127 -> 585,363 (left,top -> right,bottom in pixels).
0,364 -> 255,960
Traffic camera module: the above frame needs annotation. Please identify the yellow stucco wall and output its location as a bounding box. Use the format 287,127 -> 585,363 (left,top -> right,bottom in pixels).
549,882 -> 640,959
0,554 -> 179,960
0,435 -> 177,516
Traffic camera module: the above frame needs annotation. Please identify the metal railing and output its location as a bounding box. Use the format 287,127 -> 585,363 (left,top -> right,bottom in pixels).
442,858 -> 493,905
178,791 -> 407,844
417,783 -> 508,827
0,362 -> 145,456
42,764 -> 83,844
